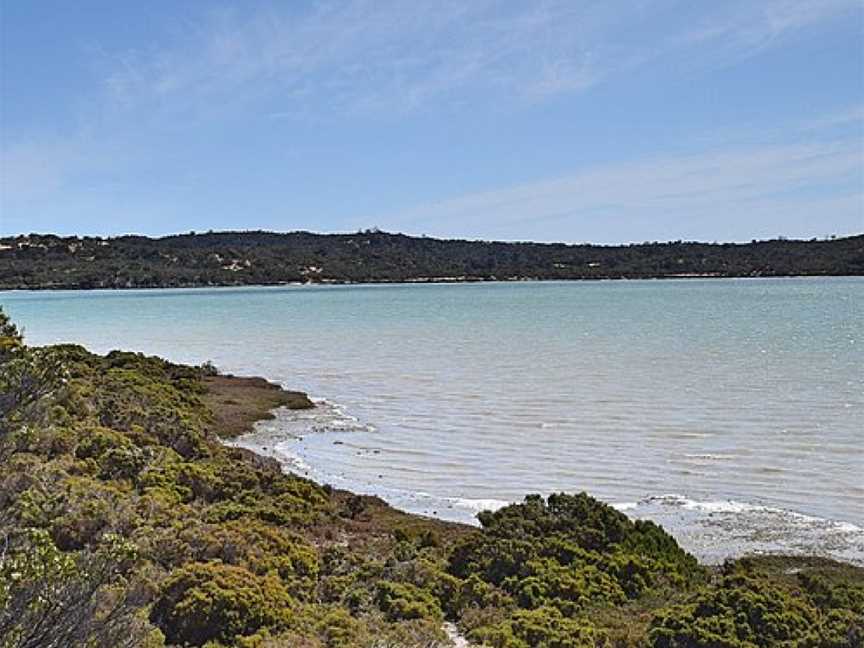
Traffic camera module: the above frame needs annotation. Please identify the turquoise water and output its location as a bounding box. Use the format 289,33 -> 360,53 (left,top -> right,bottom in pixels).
3,278 -> 863,563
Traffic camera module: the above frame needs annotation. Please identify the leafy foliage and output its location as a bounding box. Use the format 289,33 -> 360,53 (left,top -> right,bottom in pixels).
0,528 -> 157,648
468,606 -> 608,648
150,561 -> 294,646
445,494 -> 701,644
0,310 -> 66,439
648,558 -> 864,647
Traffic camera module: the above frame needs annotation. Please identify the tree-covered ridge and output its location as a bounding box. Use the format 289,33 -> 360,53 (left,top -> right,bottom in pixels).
1,231 -> 862,289
0,307 -> 862,647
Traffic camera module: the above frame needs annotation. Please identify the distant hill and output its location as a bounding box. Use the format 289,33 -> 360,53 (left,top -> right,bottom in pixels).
1,230 -> 862,289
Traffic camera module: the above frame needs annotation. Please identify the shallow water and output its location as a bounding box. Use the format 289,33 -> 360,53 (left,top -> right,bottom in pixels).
3,278 -> 863,564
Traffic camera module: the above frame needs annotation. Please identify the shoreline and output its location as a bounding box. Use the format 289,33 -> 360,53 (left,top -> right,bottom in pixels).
201,372 -> 476,535
5,323 -> 862,646
1,272 -> 861,292
212,372 -> 864,569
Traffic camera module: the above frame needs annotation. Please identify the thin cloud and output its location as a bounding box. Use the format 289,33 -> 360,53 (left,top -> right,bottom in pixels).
2,1 -> 861,240
370,135 -> 863,243
799,104 -> 864,131
94,0 -> 859,119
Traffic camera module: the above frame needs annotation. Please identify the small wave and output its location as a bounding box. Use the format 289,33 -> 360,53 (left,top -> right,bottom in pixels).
643,494 -> 758,514
446,497 -> 513,514
538,421 -> 567,429
228,400 -> 864,567
271,397 -> 377,434
641,494 -> 864,530
630,493 -> 864,566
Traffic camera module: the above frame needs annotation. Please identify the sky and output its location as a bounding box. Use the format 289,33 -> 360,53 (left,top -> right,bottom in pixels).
1,0 -> 862,244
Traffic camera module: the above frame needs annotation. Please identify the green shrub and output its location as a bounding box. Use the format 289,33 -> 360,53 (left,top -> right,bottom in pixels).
375,580 -> 443,622
447,493 -> 701,638
648,571 -> 863,647
150,561 -> 294,646
469,606 -> 607,648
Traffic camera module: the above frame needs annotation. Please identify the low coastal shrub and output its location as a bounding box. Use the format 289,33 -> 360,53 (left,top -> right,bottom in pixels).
150,561 -> 294,646
468,606 -> 607,648
375,581 -> 443,622
444,492 -> 702,640
648,559 -> 864,647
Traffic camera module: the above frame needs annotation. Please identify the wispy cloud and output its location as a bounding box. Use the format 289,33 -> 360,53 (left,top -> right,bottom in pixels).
799,104 -> 864,131
94,0 -> 859,119
369,134 -> 863,243
0,135 -> 115,203
682,0 -> 857,50
101,1 -> 600,116
2,1 -> 860,239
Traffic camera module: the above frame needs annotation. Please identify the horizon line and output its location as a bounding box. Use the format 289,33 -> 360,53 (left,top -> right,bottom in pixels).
4,228 -> 862,249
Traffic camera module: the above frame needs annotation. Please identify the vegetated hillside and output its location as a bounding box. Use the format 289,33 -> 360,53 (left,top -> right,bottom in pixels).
1,307 -> 862,647
1,230 -> 862,289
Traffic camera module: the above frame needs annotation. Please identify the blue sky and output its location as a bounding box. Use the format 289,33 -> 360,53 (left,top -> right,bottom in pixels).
1,0 -> 862,243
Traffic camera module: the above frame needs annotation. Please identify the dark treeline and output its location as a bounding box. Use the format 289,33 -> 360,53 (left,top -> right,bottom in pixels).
1,230 -> 862,289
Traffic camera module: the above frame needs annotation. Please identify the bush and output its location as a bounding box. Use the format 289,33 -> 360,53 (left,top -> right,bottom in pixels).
375,581 -> 443,622
150,561 -> 294,646
648,568 -> 864,647
469,606 -> 607,648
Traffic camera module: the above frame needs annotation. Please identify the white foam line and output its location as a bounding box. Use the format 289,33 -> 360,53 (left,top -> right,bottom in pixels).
639,494 -> 864,533
231,397 -> 864,564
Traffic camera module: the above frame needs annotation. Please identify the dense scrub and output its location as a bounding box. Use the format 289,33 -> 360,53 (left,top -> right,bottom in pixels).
447,495 -> 702,646
0,307 -> 861,647
1,231 -> 862,289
